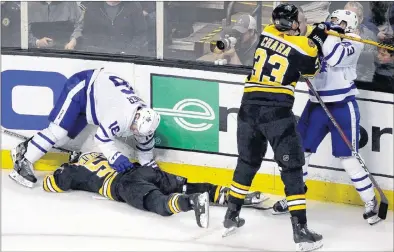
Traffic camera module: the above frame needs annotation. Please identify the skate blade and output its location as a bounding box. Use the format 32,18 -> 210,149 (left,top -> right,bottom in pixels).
197,192 -> 209,228
9,170 -> 34,188
271,209 -> 289,215
296,240 -> 323,252
222,226 -> 237,238
367,215 -> 382,225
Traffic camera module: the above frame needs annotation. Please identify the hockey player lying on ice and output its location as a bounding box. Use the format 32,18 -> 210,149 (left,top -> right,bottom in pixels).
42,152 -> 266,228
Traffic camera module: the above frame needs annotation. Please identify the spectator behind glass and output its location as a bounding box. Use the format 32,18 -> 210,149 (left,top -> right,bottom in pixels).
1,1 -> 20,48
28,1 -> 83,50
344,1 -> 378,82
364,2 -> 393,40
81,1 -> 148,55
216,15 -> 259,66
372,36 -> 394,93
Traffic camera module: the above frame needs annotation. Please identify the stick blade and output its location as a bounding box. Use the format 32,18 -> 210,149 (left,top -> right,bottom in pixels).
378,201 -> 388,220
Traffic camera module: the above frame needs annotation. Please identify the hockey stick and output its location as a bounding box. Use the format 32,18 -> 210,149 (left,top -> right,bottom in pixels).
300,75 -> 388,220
325,30 -> 394,51
1,128 -> 73,154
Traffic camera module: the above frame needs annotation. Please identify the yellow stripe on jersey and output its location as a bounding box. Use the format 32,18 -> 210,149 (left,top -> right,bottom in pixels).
49,175 -> 64,192
168,194 -> 181,214
43,175 -> 64,193
43,175 -> 51,192
244,86 -> 294,96
262,25 -> 318,57
98,171 -> 117,200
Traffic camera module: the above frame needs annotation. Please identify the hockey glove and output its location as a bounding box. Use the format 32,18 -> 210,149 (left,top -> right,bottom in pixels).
109,152 -> 134,172
308,22 -> 329,55
329,24 -> 345,34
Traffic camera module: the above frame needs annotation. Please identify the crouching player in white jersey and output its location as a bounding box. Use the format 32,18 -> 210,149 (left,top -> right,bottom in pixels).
272,10 -> 381,225
10,68 -> 161,188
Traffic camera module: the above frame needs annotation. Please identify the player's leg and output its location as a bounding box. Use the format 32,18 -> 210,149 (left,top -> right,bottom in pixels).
273,102 -> 330,214
330,100 -> 379,225
185,183 -> 266,207
117,173 -> 209,228
10,73 -> 88,188
263,106 -> 322,251
223,104 -> 266,236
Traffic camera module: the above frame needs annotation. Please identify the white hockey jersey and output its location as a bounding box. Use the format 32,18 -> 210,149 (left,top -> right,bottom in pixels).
309,33 -> 364,103
84,68 -> 155,165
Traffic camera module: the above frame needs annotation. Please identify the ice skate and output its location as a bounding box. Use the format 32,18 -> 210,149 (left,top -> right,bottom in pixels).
9,158 -> 37,188
189,192 -> 209,228
363,197 -> 381,225
222,202 -> 245,237
9,138 -> 37,188
291,216 -> 323,251
272,198 -> 289,215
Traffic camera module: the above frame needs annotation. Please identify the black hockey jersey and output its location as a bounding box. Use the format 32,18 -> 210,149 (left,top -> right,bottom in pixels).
242,24 -> 320,107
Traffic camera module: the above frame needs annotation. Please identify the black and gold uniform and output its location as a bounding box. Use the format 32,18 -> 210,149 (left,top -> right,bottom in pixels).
43,152 -> 258,220
224,4 -> 326,247
243,24 -> 320,107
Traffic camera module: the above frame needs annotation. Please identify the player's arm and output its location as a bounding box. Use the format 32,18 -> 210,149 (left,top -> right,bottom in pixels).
134,134 -> 155,165
298,40 -> 321,78
322,33 -> 364,67
94,121 -> 133,172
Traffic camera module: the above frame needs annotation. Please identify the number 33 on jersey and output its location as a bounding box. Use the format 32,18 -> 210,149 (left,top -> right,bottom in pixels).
243,24 -> 320,107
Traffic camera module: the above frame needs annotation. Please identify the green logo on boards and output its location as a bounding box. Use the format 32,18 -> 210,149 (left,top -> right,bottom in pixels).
151,75 -> 219,152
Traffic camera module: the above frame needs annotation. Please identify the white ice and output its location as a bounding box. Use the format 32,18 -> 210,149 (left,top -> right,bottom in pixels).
2,170 -> 393,251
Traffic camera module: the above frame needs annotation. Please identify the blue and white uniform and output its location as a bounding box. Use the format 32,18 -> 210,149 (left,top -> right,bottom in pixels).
23,68 -> 156,170
297,32 -> 376,205
298,33 -> 363,157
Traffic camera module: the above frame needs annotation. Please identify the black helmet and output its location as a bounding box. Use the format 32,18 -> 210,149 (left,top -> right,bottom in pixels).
272,4 -> 299,31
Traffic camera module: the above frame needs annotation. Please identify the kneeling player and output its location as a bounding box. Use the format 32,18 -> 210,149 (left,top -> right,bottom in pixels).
43,152 -> 264,228
272,10 -> 381,225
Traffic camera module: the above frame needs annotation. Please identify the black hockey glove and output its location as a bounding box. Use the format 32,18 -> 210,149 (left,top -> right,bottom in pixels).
308,22 -> 329,55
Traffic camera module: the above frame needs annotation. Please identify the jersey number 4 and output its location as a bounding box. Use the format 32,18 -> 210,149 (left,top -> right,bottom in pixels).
109,76 -> 134,94
250,48 -> 289,84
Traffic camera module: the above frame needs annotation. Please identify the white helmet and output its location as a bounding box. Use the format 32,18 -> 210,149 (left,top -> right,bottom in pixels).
330,9 -> 358,33
132,108 -> 161,136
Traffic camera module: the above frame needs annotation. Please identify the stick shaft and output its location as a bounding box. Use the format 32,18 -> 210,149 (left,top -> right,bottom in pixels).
326,30 -> 394,51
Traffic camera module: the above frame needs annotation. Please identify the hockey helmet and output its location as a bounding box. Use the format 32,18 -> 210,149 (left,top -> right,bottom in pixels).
272,3 -> 299,32
330,9 -> 358,33
131,108 -> 161,136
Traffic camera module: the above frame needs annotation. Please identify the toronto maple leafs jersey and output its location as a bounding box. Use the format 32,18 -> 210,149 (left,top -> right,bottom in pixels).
84,68 -> 155,165
309,33 -> 364,103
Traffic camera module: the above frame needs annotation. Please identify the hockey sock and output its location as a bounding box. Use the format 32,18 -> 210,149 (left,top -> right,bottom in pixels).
166,193 -> 191,214
281,168 -> 307,224
24,122 -> 68,163
341,156 -> 375,203
228,181 -> 251,205
213,186 -> 230,205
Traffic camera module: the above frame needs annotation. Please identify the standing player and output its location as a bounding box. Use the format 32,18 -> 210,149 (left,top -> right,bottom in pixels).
222,3 -> 329,251
10,68 -> 161,188
272,10 -> 381,226
42,152 -> 265,228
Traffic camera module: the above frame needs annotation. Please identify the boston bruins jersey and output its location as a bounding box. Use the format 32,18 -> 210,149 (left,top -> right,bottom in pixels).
43,152 -> 123,202
243,24 -> 320,107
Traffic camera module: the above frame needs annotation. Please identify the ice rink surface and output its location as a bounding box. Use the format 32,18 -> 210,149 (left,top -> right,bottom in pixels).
2,170 -> 393,251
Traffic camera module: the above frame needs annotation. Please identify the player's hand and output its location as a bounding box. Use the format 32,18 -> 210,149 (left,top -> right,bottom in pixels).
329,24 -> 345,34
36,37 -> 53,48
109,152 -> 134,172
308,22 -> 329,55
